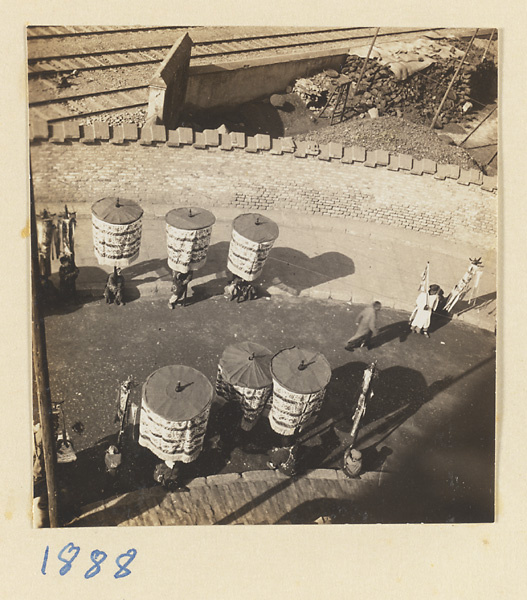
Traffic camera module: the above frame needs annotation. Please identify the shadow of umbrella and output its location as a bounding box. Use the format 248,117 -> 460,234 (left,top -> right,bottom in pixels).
261,248 -> 355,295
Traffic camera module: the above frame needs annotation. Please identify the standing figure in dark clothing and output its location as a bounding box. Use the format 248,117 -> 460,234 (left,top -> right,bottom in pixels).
104,267 -> 125,306
345,301 -> 382,350
168,270 -> 193,309
58,254 -> 79,303
267,427 -> 302,477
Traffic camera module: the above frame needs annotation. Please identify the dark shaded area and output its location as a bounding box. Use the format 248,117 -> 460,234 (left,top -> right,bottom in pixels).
263,247 -> 355,294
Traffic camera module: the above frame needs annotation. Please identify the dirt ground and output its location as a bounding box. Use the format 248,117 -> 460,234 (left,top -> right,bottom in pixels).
41,291 -> 496,524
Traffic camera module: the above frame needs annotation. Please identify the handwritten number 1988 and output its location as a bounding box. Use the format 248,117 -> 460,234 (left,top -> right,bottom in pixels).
41,545 -> 136,578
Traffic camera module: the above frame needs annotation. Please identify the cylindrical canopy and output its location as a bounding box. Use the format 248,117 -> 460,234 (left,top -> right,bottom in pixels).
269,346 -> 331,436
139,365 -> 213,463
165,207 -> 215,273
227,213 -> 279,281
216,342 -> 273,431
91,197 -> 143,267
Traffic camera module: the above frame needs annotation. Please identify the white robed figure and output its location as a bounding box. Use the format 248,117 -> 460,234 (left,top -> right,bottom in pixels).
409,284 -> 441,337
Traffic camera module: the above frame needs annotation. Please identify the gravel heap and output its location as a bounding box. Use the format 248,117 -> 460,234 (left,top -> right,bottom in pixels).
294,115 -> 478,170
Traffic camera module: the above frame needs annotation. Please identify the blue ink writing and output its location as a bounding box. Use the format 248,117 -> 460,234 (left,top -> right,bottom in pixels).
57,542 -> 80,576
84,549 -> 108,579
41,545 -> 49,575
114,549 -> 137,579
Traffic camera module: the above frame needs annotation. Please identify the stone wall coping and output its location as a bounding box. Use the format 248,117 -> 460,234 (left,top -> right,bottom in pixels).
29,120 -> 497,194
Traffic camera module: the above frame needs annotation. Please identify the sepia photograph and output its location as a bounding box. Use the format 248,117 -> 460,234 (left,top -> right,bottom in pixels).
28,25 -> 498,529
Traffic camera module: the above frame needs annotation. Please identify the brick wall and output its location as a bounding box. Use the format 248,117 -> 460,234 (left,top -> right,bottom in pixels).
29,123 -> 497,249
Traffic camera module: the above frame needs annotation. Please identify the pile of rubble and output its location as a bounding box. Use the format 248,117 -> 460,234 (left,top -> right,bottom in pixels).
293,54 -> 497,127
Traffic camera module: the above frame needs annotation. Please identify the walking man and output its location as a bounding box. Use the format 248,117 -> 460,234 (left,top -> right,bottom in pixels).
345,301 -> 381,351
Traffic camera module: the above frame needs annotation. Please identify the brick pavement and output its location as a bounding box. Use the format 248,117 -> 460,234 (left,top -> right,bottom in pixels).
67,469 -> 384,526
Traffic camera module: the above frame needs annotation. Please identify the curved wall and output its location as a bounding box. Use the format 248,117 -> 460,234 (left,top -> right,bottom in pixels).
29,124 -> 497,250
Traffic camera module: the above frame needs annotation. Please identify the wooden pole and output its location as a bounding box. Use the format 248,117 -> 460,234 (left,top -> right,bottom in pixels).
430,29 -> 479,130
30,163 -> 60,528
339,27 -> 380,123
481,29 -> 496,62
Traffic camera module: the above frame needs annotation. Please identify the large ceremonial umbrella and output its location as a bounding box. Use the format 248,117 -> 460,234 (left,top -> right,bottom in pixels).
216,341 -> 273,431
165,207 -> 216,273
91,197 -> 144,267
227,213 -> 279,281
139,365 -> 213,463
269,346 -> 332,436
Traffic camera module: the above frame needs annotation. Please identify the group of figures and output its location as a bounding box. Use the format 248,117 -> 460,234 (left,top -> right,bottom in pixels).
36,197 -> 486,502
345,259 -> 484,350
37,207 -> 80,303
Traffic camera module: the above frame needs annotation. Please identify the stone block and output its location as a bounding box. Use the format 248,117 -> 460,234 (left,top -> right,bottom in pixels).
294,141 -> 307,158
80,124 -> 96,143
445,164 -> 460,179
457,169 -> 471,185
328,141 -> 343,159
110,125 -> 125,144
63,122 -> 80,139
220,133 -> 233,150
122,123 -> 138,140
280,137 -> 296,153
364,150 -> 377,167
187,477 -> 207,488
176,126 -> 194,144
93,121 -> 110,140
422,158 -> 437,174
410,159 -> 424,175
167,129 -> 181,147
240,470 -> 287,482
50,123 -> 67,143
255,133 -> 271,150
399,154 -> 414,170
317,144 -> 330,161
270,138 -> 283,154
305,469 -> 343,480
30,120 -> 49,140
375,149 -> 390,166
206,472 -> 241,486
434,163 -> 449,180
245,136 -> 258,153
469,169 -> 483,185
204,129 -> 220,146
387,154 -> 400,171
305,141 -> 319,156
342,146 -> 355,164
481,175 -> 498,192
193,131 -> 207,149
230,131 -> 246,148
351,145 -> 366,162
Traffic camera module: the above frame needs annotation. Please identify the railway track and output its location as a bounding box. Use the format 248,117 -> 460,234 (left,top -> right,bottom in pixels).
27,26 -> 488,125
28,27 -> 433,78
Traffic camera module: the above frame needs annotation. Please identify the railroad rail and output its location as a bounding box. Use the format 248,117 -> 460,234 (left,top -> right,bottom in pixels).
27,26 -> 492,125
28,27 -> 433,78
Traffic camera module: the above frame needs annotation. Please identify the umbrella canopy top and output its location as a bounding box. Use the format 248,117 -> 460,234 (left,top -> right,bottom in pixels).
271,346 -> 332,394
219,341 -> 273,388
143,365 -> 213,421
165,207 -> 216,230
232,213 -> 279,243
91,197 -> 144,225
